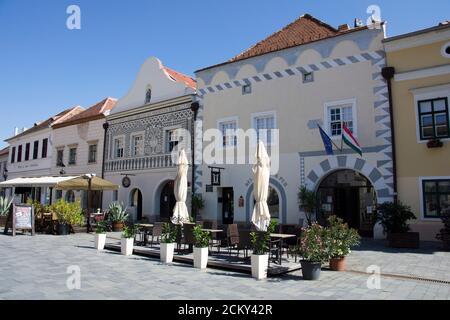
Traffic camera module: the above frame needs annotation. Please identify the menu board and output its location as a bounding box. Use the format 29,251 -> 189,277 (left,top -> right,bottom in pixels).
12,204 -> 35,237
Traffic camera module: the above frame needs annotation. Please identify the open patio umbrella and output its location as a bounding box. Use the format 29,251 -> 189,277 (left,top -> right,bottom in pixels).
251,141 -> 271,231
171,149 -> 190,225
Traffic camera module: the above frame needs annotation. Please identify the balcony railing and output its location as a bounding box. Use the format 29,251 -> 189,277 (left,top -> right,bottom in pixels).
105,153 -> 178,172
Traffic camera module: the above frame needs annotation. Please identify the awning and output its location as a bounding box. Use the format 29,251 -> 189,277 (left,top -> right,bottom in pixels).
0,174 -> 119,191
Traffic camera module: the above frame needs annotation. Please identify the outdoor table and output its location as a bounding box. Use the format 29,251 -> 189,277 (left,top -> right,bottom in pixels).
135,224 -> 154,246
201,229 -> 223,233
270,234 -> 296,265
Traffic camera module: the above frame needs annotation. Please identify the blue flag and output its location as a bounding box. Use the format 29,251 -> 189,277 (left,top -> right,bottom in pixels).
318,126 -> 334,155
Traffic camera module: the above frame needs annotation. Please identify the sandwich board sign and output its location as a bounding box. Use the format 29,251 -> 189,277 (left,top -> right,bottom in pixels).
12,204 -> 35,236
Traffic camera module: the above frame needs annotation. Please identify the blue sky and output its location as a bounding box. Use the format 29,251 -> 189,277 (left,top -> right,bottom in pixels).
0,0 -> 449,149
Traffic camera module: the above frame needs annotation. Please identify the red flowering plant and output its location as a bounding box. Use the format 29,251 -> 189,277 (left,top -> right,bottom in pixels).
299,223 -> 331,263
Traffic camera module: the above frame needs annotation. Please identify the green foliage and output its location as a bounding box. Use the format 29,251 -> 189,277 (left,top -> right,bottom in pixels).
108,202 -> 129,223
326,216 -> 360,258
26,200 -> 51,216
376,201 -> 416,234
250,220 -> 277,255
161,223 -> 178,244
298,186 -> 317,226
95,221 -> 109,234
193,224 -> 211,248
436,210 -> 450,247
0,196 -> 13,216
299,223 -> 330,263
52,199 -> 84,225
122,225 -> 139,239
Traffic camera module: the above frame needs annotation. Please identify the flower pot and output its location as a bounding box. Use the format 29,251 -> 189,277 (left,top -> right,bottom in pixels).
94,233 -> 106,250
388,232 -> 420,249
112,222 -> 124,232
251,254 -> 269,280
58,223 -> 70,236
121,238 -> 134,256
193,247 -> 208,269
330,257 -> 346,271
301,261 -> 322,280
160,243 -> 175,263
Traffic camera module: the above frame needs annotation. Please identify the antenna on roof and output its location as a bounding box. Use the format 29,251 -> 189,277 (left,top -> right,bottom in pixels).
354,18 -> 364,28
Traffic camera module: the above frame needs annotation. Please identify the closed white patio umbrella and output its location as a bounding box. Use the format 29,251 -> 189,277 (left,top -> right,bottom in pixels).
171,149 -> 190,225
251,141 -> 271,231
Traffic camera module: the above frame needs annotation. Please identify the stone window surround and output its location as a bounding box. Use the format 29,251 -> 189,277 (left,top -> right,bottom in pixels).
323,98 -> 358,140
130,131 -> 145,157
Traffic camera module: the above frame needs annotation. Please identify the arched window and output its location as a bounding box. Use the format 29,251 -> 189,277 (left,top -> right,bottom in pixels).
145,88 -> 152,104
65,190 -> 75,203
267,186 -> 280,219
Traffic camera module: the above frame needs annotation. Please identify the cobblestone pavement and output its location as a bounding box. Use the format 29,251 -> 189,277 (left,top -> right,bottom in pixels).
0,232 -> 449,300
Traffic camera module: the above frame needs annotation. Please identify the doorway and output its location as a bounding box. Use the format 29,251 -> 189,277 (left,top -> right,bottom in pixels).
160,181 -> 175,222
131,189 -> 143,221
222,187 -> 234,225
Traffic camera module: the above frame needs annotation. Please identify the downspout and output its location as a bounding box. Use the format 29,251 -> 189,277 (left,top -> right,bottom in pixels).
382,66 -> 398,202
100,122 -> 109,209
190,101 -> 200,221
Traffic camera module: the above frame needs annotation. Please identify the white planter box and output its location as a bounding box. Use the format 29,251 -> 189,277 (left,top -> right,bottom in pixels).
121,238 -> 134,256
94,233 -> 106,250
160,243 -> 175,263
251,254 -> 269,280
193,247 -> 209,269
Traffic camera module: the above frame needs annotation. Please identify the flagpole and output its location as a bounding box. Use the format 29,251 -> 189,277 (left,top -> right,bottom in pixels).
317,124 -> 341,152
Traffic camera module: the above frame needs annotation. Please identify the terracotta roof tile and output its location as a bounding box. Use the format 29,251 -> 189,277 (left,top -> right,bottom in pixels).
163,67 -> 196,89
0,147 -> 9,156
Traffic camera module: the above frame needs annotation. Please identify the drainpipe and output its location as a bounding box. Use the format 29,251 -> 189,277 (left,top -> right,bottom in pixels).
100,122 -> 109,209
190,101 -> 200,221
382,66 -> 398,202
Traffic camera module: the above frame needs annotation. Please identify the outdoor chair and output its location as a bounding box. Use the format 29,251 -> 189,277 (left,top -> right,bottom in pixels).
226,224 -> 240,256
236,230 -> 252,258
149,222 -> 162,247
280,224 -> 299,259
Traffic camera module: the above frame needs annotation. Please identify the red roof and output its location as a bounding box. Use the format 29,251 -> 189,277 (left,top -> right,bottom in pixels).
53,98 -> 117,129
163,66 -> 196,89
197,14 -> 368,72
0,147 -> 9,157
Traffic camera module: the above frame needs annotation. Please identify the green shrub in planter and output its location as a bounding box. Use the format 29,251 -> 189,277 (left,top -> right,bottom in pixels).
193,225 -> 211,248
122,225 -> 139,239
327,216 -> 360,259
161,223 -> 178,244
250,220 -> 277,255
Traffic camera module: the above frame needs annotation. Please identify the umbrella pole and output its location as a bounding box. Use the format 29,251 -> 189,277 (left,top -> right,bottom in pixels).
87,178 -> 92,233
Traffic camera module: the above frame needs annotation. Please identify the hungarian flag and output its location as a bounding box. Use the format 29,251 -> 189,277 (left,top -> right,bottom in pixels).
342,124 -> 362,156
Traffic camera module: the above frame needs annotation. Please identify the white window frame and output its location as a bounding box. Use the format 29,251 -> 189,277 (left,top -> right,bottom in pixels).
130,132 -> 145,157
88,143 -> 98,164
68,146 -> 78,166
411,84 -> 450,144
251,110 -> 277,146
113,136 -> 125,159
164,125 -> 182,154
419,176 -> 450,221
323,98 -> 358,140
217,116 -> 239,149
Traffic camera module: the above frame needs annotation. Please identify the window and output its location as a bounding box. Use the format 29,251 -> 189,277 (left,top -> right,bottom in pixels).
418,98 -> 449,140
114,138 -> 124,158
56,190 -> 63,201
422,179 -> 450,218
57,149 -> 64,167
442,42 -> 450,58
25,143 -> 30,161
11,147 -> 16,164
253,113 -> 276,145
17,145 -> 22,162
42,138 -> 48,158
219,120 -> 237,147
242,84 -> 252,95
113,190 -> 118,202
88,144 -> 97,163
166,129 -> 179,153
69,148 -> 77,165
132,135 -> 144,157
65,190 -> 75,203
327,103 -> 354,137
303,71 -> 314,83
33,141 -> 39,160
145,88 -> 152,104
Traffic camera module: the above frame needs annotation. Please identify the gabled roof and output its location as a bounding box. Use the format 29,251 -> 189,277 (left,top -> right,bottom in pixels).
163,66 -> 196,89
4,106 -> 84,142
196,13 -> 370,72
52,97 -> 117,129
0,147 -> 9,157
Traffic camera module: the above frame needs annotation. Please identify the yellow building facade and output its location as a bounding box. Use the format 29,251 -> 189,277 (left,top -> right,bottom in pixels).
384,22 -> 450,241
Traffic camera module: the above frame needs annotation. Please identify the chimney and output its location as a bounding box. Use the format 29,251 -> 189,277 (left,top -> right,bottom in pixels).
338,24 -> 350,32
354,18 -> 364,28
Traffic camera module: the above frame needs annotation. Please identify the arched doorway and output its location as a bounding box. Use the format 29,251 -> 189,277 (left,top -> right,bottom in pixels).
159,181 -> 175,222
130,189 -> 143,221
317,169 -> 376,237
267,186 -> 280,221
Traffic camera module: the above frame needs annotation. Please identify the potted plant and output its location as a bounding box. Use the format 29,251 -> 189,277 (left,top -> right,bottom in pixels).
298,223 -> 330,280
250,221 -> 276,280
94,221 -> 109,250
326,216 -> 360,271
376,201 -> 419,249
0,196 -> 13,227
160,223 -> 177,263
121,225 -> 138,256
108,202 -> 129,232
436,211 -> 450,251
298,186 -> 317,226
52,199 -> 84,236
192,224 -> 211,269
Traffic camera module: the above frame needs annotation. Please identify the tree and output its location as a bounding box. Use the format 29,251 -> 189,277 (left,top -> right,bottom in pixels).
298,186 -> 317,226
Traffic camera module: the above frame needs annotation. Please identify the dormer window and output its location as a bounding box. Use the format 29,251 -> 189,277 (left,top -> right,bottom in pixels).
145,88 -> 152,104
